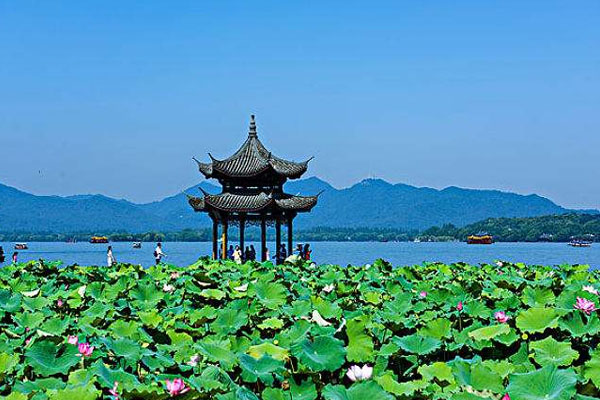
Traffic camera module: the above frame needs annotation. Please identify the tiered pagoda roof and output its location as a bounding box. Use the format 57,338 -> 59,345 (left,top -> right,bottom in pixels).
194,116 -> 312,180
188,115 -> 319,219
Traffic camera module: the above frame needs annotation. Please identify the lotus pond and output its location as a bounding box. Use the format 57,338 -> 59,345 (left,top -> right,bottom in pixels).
2,259 -> 600,400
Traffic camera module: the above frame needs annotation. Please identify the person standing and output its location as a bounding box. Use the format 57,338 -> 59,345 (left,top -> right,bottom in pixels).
280,244 -> 287,261
0,246 -> 4,264
12,252 -> 18,264
304,244 -> 312,261
296,244 -> 304,259
107,246 -> 116,266
249,245 -> 256,261
233,245 -> 243,264
227,245 -> 234,260
154,242 -> 166,265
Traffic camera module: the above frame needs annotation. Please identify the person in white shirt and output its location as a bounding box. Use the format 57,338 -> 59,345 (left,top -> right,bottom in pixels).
233,245 -> 243,264
154,242 -> 166,264
107,246 -> 116,266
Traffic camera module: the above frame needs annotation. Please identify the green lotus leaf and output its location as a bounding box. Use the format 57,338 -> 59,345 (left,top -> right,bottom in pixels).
211,308 -> 248,335
0,352 -> 20,376
129,283 -> 164,309
450,358 -> 504,393
419,318 -> 452,339
235,386 -> 260,400
507,366 -> 577,400
200,288 -> 226,300
91,360 -> 141,392
346,381 -> 394,400
290,378 -> 318,400
375,374 -> 428,397
394,334 -> 441,355
262,388 -> 289,400
583,348 -> 600,388
239,354 -> 285,385
346,316 -> 374,362
247,342 -> 289,361
292,336 -> 346,372
252,281 -> 288,310
522,287 -> 556,307
197,340 -> 237,370
257,317 -> 285,330
418,361 -> 454,383
559,312 -> 600,337
3,393 -> 28,400
516,307 -> 560,333
468,324 -> 510,341
24,340 -> 80,377
530,337 -> 578,367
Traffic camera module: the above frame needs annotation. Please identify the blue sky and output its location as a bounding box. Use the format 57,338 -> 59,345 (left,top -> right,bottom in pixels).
0,1 -> 598,208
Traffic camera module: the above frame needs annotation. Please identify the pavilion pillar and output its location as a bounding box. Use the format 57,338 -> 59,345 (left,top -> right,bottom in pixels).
212,219 -> 218,260
287,216 -> 293,257
275,217 -> 282,264
261,218 -> 267,262
221,219 -> 228,260
239,214 -> 245,260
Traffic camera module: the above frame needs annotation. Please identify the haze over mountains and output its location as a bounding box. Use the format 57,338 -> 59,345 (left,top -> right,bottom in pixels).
0,177 -> 595,233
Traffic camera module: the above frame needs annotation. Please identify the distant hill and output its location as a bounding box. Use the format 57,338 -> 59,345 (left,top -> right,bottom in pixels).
421,213 -> 600,242
0,178 -> 596,233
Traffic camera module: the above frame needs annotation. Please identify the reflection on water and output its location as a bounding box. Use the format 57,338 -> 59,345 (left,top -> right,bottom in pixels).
1,241 -> 599,269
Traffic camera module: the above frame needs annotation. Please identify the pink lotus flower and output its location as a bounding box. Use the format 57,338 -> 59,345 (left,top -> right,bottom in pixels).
170,272 -> 180,279
108,381 -> 119,400
495,311 -> 510,323
503,394 -> 510,400
346,365 -> 373,381
165,378 -> 189,396
419,291 -> 427,298
77,342 -> 94,357
457,301 -> 463,311
57,299 -> 64,307
25,338 -> 31,345
67,335 -> 78,345
575,297 -> 596,315
583,285 -> 599,295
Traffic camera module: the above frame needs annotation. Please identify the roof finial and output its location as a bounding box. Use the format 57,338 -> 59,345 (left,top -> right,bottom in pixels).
249,114 -> 257,137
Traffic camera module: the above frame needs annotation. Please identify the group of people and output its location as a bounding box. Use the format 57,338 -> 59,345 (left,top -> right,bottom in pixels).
0,246 -> 18,264
222,243 -> 312,264
106,242 -> 166,266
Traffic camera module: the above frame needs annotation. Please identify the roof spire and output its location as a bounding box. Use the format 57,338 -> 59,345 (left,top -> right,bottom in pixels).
248,114 -> 257,137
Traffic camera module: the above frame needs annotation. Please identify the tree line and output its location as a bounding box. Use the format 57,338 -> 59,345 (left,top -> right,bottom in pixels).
1,213 -> 598,243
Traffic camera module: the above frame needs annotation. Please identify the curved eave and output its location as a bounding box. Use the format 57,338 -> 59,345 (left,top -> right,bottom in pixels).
275,195 -> 319,212
187,195 -> 206,212
193,158 -> 213,178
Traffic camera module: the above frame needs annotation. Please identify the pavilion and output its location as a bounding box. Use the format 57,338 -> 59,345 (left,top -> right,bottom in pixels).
187,115 -> 319,262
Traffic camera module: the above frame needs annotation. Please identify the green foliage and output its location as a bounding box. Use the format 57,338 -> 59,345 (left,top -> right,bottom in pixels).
0,258 -> 599,399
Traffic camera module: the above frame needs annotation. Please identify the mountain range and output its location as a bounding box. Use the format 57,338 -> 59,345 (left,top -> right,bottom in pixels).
0,177 -> 596,233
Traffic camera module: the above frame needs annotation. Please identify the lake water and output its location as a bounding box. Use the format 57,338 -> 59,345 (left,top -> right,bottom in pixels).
1,241 -> 599,268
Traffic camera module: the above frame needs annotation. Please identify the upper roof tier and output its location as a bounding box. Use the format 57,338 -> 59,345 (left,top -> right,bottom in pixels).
194,115 -> 312,181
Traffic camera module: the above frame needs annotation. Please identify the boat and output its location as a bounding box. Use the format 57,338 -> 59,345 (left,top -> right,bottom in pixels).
133,242 -> 142,249
568,240 -> 592,248
467,233 -> 493,244
90,236 -> 109,244
14,243 -> 28,250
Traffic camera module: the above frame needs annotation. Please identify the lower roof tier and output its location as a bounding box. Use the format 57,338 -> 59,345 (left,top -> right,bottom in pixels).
188,191 -> 319,214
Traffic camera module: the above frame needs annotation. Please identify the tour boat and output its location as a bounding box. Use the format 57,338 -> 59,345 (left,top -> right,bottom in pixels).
133,242 -> 142,249
467,233 -> 493,245
14,243 -> 28,250
568,240 -> 592,248
90,236 -> 109,244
